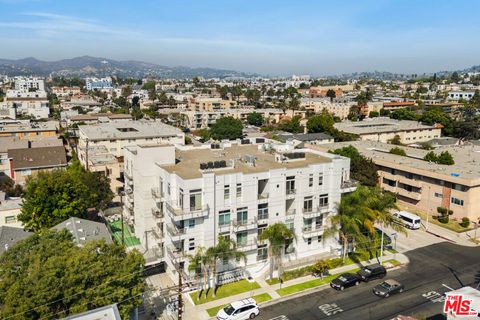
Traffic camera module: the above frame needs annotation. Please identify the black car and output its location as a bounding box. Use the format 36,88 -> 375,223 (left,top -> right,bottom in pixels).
373,279 -> 404,297
357,264 -> 387,282
330,273 -> 360,291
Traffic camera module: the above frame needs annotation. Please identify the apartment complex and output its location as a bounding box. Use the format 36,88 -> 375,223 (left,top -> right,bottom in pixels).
86,77 -> 113,90
187,97 -> 237,111
334,117 -> 442,144
0,120 -> 57,139
313,140 -> 480,221
13,76 -> 45,91
300,98 -> 352,119
182,108 -> 283,129
124,140 -> 355,282
78,120 -> 184,195
5,84 -> 49,119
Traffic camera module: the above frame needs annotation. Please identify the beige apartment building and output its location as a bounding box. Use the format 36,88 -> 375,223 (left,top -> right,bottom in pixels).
300,98 -> 352,119
188,97 -> 237,111
182,108 -> 283,129
313,140 -> 480,222
334,117 -> 442,144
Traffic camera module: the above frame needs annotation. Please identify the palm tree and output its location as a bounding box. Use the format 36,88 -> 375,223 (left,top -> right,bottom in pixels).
207,236 -> 246,298
187,246 -> 210,300
259,223 -> 295,280
325,186 -> 405,262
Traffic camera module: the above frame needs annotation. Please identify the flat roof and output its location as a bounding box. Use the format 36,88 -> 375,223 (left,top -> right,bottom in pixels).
160,144 -> 332,179
78,120 -> 183,141
315,140 -> 480,185
0,120 -> 57,134
334,117 -> 439,135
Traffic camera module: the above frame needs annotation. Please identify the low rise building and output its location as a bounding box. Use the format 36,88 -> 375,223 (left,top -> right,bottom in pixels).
0,192 -> 22,228
51,86 -> 81,97
188,97 -> 237,111
382,101 -> 417,111
5,90 -> 49,119
52,217 -> 113,246
124,140 -> 355,281
313,140 -> 480,222
13,76 -> 45,91
0,120 -> 57,139
182,109 -> 283,129
0,226 -> 32,254
447,91 -> 476,101
300,98 -> 352,119
277,133 -> 334,147
86,77 -> 113,91
334,117 -> 442,144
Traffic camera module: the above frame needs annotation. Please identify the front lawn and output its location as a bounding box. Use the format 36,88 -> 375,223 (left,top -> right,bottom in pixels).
276,268 -> 361,296
190,280 -> 261,305
205,293 -> 272,317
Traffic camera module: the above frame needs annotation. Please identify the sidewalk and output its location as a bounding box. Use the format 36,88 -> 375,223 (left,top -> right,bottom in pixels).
423,221 -> 478,247
184,252 -> 409,320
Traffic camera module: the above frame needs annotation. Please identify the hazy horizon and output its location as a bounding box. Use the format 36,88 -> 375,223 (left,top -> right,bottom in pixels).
1,0 -> 479,76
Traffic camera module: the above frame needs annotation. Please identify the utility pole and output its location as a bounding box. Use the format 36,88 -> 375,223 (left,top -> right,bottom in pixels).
178,263 -> 184,320
379,222 -> 385,263
119,191 -> 125,246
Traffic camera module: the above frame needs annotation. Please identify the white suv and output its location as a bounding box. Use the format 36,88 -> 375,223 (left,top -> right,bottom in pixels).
216,298 -> 259,320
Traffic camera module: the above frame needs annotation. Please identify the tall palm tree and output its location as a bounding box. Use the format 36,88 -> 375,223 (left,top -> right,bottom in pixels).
259,223 -> 295,280
325,186 -> 405,262
207,236 -> 246,298
187,246 -> 210,300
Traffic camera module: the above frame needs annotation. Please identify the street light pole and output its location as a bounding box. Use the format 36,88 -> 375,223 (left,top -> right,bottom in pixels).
379,222 -> 385,263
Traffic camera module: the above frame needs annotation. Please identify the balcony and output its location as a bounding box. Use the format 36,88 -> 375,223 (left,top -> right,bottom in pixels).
340,180 -> 358,193
166,224 -> 187,237
124,170 -> 133,180
237,238 -> 258,252
232,217 -> 258,231
144,247 -> 164,266
165,202 -> 209,221
152,227 -> 164,240
166,245 -> 186,261
151,188 -> 164,200
286,208 -> 296,216
397,176 -> 423,189
257,193 -> 269,200
397,188 -> 422,201
151,208 -> 164,219
302,226 -> 326,238
382,183 -> 397,193
303,206 -> 329,218
286,188 -> 296,196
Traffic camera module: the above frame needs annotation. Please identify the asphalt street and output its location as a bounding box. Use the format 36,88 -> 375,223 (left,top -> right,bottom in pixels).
257,242 -> 480,320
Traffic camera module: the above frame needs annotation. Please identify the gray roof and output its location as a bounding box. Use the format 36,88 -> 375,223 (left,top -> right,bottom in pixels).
8,146 -> 67,170
52,217 -> 113,246
278,132 -> 333,142
426,137 -> 459,147
0,226 -> 33,254
0,136 -> 29,153
78,120 -> 183,141
334,117 -> 439,135
62,304 -> 121,320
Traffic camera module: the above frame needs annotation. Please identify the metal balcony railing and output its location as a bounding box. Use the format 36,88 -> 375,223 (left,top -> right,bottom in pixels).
151,188 -> 164,199
151,208 -> 164,218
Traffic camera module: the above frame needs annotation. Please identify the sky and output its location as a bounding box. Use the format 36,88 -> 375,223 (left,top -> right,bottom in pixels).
1,0 -> 480,76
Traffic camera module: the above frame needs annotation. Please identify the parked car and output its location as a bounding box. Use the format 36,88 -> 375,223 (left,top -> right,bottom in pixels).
373,279 -> 404,298
330,273 -> 360,291
216,298 -> 259,320
357,264 -> 387,282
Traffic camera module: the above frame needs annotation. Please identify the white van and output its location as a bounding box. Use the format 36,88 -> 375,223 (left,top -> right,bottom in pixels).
394,211 -> 421,230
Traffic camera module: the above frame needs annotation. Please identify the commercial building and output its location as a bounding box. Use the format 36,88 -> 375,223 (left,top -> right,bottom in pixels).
313,140 -> 480,222
182,109 -> 283,129
86,77 -> 113,90
78,120 -> 184,195
124,140 -> 355,282
334,117 -> 442,144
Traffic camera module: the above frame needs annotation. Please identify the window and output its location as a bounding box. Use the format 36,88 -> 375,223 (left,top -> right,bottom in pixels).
188,219 -> 196,228
219,210 -> 231,226
236,183 -> 242,198
285,219 -> 294,232
317,235 -> 322,243
286,176 -> 295,194
451,197 -> 464,206
258,224 -> 267,238
258,203 -> 268,220
309,174 -> 313,187
179,188 -> 184,209
315,216 -> 323,229
257,247 -> 268,261
303,196 -> 313,213
307,237 -> 312,245
167,183 -> 171,195
224,185 -> 230,200
189,238 -> 195,251
434,192 -> 443,198
319,194 -> 329,208
304,218 -> 313,231
219,232 -> 230,241
5,216 -> 16,224
189,189 -> 202,210
318,173 -> 323,186
237,231 -> 248,246
237,207 -> 248,224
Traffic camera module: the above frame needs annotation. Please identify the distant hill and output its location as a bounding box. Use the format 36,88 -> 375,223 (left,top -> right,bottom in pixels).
0,56 -> 258,79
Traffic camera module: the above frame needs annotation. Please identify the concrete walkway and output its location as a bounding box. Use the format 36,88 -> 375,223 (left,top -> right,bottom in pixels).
423,221 -> 478,247
184,252 -> 409,320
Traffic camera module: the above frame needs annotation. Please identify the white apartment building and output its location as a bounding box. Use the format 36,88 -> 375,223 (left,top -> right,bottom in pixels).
447,91 -> 476,101
5,90 -> 49,119
124,140 -> 355,282
77,120 -> 185,196
86,77 -> 113,91
13,76 -> 45,92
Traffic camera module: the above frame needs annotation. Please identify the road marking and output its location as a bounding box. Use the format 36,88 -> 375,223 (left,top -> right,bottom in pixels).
319,303 -> 344,316
422,291 -> 446,303
269,316 -> 289,320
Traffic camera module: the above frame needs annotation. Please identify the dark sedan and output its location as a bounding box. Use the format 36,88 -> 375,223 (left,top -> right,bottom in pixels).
373,279 -> 404,297
330,273 -> 360,291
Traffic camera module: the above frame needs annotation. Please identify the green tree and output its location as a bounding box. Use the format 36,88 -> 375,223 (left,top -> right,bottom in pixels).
424,151 -> 439,163
197,128 -> 212,141
326,89 -> 336,102
121,85 -> 132,97
331,146 -> 378,187
389,147 -> 407,156
187,246 -> 211,299
0,230 -> 144,319
306,113 -> 335,134
438,151 -> 455,165
389,134 -> 402,145
18,159 -> 113,231
420,109 -> 454,136
210,117 -> 243,140
206,236 -> 246,297
369,111 -> 379,118
246,112 -> 264,126
289,97 -> 300,111
141,80 -> 156,91
280,115 -> 303,133
390,108 -> 419,121
259,223 -> 295,280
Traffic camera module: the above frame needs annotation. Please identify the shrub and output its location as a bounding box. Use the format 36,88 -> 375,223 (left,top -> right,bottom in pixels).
389,147 -> 407,156
311,260 -> 331,278
437,207 -> 447,215
438,215 -> 449,224
448,209 -> 454,216
459,217 -> 470,228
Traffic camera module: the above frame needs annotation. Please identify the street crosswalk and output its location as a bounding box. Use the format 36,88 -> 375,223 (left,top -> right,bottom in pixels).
268,316 -> 289,320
